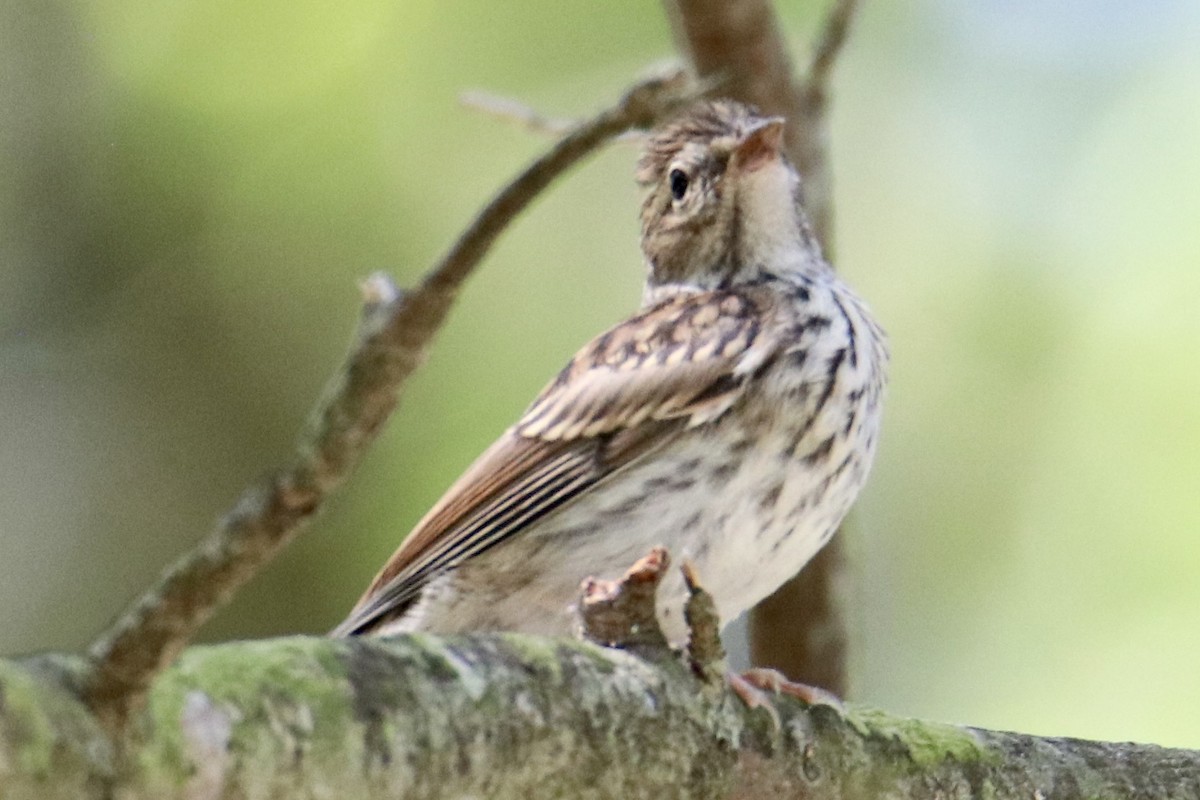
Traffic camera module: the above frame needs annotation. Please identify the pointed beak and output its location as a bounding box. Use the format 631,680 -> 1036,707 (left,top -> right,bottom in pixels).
732,117 -> 786,172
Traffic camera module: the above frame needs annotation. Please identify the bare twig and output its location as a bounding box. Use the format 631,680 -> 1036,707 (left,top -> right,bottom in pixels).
460,90 -> 576,136
792,0 -> 862,246
664,0 -> 863,693
82,71 -> 704,733
807,0 -> 860,87
430,69 -> 700,290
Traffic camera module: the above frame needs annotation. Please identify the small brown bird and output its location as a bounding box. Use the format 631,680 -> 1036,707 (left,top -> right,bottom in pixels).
334,100 -> 887,644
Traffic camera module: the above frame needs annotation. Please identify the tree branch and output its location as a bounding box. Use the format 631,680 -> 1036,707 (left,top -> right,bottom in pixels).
80,71 -> 704,734
6,639 -> 1197,799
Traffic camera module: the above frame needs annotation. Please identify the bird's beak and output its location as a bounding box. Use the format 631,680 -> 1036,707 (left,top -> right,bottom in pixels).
733,117 -> 786,172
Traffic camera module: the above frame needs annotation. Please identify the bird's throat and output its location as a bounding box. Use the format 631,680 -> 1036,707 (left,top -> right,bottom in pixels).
732,162 -> 809,272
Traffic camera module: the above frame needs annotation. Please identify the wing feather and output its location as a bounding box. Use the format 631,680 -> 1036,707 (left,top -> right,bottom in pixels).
333,288 -> 778,636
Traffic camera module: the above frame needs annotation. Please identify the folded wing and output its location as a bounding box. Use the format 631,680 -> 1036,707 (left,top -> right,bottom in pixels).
333,288 -> 778,636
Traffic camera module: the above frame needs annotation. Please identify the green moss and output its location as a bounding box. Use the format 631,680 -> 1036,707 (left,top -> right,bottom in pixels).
130,633 -> 716,796
846,705 -> 1000,768
136,674 -> 189,786
494,632 -> 575,670
137,635 -> 358,790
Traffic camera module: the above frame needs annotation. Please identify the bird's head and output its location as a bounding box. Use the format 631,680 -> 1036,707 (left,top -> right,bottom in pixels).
637,100 -> 819,292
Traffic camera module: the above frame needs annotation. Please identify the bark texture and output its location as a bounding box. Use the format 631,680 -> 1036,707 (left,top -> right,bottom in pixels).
2,637 -> 1197,800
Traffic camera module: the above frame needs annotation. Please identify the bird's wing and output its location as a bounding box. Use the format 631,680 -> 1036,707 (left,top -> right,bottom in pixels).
333,288 -> 779,636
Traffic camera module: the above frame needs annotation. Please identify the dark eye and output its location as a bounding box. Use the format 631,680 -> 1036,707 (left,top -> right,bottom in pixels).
668,168 -> 689,201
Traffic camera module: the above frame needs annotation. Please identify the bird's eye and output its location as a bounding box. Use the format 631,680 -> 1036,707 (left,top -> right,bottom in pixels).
668,168 -> 689,201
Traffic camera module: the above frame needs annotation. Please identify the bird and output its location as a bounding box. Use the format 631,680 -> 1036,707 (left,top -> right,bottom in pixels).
333,100 -> 887,647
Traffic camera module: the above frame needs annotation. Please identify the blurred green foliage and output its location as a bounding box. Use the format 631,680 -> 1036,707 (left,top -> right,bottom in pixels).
2,0 -> 1197,748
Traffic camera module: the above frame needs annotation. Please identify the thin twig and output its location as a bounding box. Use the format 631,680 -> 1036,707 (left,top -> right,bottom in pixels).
460,90 -> 576,136
792,0 -> 862,247
807,0 -> 860,87
430,69 -> 699,290
81,70 -> 703,734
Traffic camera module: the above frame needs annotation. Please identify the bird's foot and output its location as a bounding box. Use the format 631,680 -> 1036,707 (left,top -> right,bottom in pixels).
727,667 -> 843,728
736,667 -> 843,709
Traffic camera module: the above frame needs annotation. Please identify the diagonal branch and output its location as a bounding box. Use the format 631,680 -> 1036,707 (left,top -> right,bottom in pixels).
81,71 -> 703,733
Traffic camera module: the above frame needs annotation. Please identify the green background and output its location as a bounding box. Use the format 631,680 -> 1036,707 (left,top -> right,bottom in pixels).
2,1 -> 1198,748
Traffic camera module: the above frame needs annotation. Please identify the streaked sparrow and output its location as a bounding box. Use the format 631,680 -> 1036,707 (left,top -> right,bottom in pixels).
334,100 -> 887,644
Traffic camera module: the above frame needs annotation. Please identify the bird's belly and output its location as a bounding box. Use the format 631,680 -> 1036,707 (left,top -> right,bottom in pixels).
407,387 -> 877,642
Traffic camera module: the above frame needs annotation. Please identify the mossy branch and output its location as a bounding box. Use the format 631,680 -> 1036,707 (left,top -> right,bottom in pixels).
4,637 -> 1197,800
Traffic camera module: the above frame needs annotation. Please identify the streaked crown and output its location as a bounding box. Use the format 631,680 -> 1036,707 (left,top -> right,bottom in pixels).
636,100 -> 772,187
